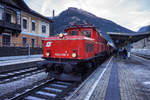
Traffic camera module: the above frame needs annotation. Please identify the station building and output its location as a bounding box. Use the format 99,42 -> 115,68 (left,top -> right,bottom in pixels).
0,0 -> 51,48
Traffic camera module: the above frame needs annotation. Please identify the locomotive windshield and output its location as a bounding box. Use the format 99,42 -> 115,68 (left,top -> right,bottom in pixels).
69,31 -> 79,36
81,30 -> 91,37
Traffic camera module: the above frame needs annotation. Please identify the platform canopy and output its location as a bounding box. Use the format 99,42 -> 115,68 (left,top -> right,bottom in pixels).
107,32 -> 150,48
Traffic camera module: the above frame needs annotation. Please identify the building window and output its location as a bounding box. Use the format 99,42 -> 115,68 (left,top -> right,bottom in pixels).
23,19 -> 27,29
2,34 -> 11,46
17,11 -> 21,24
22,37 -> 27,47
32,20 -> 36,32
6,13 -> 12,23
42,22 -> 46,34
0,5 -> 4,20
42,25 -> 46,33
31,38 -> 35,47
0,8 -> 3,20
22,17 -> 28,31
5,9 -> 14,23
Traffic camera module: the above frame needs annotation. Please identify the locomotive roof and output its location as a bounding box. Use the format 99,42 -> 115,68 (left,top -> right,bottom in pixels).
65,24 -> 96,31
64,24 -> 115,47
65,24 -> 111,40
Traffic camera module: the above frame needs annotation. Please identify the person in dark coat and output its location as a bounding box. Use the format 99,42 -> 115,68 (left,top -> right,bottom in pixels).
119,48 -> 123,58
123,48 -> 127,59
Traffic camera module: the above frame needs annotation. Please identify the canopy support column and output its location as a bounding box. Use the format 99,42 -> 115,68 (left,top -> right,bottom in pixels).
126,41 -> 131,58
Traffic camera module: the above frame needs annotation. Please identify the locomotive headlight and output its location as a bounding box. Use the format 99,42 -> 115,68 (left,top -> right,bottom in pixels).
59,33 -> 64,38
72,53 -> 77,58
46,52 -> 50,56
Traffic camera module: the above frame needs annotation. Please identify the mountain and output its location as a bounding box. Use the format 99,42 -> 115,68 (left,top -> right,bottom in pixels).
138,25 -> 150,32
53,7 -> 134,34
52,7 -> 134,45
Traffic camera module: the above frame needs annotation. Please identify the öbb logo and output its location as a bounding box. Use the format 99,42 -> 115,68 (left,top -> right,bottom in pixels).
46,42 -> 52,47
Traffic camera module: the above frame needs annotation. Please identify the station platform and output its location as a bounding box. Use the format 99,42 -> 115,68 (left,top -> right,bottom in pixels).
67,55 -> 150,100
0,55 -> 43,67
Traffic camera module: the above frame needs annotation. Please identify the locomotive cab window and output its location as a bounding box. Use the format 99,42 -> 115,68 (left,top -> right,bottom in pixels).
81,30 -> 91,38
69,31 -> 78,36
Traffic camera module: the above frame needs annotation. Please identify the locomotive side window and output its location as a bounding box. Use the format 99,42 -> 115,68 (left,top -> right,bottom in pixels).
86,43 -> 88,52
89,44 -> 94,52
85,43 -> 94,52
69,31 -> 78,35
81,30 -> 91,37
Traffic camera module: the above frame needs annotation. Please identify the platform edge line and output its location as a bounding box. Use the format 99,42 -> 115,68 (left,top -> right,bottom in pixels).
84,56 -> 113,100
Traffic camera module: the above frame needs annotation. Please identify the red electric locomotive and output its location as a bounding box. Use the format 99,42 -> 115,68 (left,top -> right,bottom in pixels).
41,24 -> 112,81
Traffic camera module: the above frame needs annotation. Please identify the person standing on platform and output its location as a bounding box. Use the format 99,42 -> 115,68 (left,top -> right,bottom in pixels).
119,48 -> 123,58
123,48 -> 127,59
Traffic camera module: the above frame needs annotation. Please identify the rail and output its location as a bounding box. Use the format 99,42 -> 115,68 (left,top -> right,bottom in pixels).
10,78 -> 78,100
0,66 -> 45,84
10,78 -> 55,100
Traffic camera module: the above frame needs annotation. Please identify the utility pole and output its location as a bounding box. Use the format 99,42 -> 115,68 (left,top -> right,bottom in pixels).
52,10 -> 55,36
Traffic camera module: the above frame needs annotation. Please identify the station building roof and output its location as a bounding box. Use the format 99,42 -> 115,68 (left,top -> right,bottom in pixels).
1,0 -> 52,22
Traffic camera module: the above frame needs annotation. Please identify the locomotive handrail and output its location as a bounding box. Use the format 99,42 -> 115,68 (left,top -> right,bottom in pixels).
65,21 -> 95,29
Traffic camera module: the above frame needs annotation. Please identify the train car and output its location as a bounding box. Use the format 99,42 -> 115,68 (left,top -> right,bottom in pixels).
40,24 -> 112,81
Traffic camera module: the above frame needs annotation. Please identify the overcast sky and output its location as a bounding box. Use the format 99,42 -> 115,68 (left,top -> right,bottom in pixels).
24,0 -> 150,31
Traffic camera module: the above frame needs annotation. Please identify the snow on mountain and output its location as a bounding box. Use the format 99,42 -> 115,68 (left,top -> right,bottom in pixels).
53,7 -> 134,34
51,7 -> 134,46
138,25 -> 150,32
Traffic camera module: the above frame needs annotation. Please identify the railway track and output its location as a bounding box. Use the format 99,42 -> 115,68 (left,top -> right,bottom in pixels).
3,62 -> 99,100
9,78 -> 79,100
0,66 -> 45,84
1,58 -> 109,100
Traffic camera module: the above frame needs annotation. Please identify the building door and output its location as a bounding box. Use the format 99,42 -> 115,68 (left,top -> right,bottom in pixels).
22,37 -> 27,47
31,38 -> 35,47
2,34 -> 11,46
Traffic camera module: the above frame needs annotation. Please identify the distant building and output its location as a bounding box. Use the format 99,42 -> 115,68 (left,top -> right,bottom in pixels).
132,25 -> 150,49
132,32 -> 150,49
132,36 -> 150,49
0,0 -> 51,47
